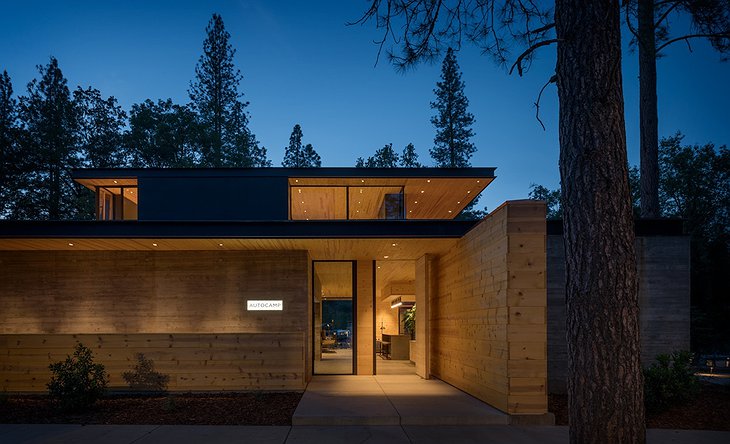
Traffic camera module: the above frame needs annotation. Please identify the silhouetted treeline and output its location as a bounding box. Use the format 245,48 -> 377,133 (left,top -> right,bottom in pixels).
0,14 -> 273,220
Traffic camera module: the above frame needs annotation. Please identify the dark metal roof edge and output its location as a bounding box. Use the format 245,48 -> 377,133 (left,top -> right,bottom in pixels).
71,167 -> 497,180
546,218 -> 686,237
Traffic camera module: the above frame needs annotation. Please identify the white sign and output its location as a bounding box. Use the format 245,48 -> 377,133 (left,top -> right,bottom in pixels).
247,300 -> 283,311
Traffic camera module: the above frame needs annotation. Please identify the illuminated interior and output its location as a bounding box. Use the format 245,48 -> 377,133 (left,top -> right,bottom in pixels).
75,178 -> 138,221
289,177 -> 493,220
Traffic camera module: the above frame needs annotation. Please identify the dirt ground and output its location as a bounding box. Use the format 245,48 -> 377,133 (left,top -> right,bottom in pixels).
549,382 -> 730,431
0,392 -> 302,425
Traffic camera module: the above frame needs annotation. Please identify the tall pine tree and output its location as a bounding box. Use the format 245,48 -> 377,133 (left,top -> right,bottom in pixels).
190,14 -> 260,167
355,143 -> 400,167
282,124 -> 321,167
18,57 -> 79,220
400,143 -> 422,167
430,47 -> 476,168
127,99 -> 202,168
74,87 -> 127,168
0,70 -> 20,218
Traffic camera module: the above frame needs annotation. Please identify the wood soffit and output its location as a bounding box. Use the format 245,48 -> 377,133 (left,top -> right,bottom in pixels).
0,238 -> 458,261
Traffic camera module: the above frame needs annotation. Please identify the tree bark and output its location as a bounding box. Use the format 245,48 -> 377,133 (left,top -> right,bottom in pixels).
555,1 -> 645,443
639,0 -> 660,218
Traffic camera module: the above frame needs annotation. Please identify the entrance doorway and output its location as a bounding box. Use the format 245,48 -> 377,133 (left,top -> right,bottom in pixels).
313,261 -> 356,374
375,260 -> 417,375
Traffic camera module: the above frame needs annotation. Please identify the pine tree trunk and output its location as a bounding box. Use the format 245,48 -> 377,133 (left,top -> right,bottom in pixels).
555,1 -> 645,442
638,0 -> 660,218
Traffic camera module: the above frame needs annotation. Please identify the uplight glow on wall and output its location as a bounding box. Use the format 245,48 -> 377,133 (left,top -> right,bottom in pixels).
247,300 -> 284,311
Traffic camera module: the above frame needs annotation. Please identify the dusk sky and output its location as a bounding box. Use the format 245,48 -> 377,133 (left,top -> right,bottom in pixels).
1,0 -> 728,211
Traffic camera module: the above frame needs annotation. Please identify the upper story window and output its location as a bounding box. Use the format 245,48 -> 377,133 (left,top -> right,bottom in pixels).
74,177 -> 138,221
97,186 -> 138,220
288,177 -> 491,220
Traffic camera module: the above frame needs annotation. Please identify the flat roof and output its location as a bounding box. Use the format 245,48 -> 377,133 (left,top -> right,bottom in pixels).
71,166 -> 497,180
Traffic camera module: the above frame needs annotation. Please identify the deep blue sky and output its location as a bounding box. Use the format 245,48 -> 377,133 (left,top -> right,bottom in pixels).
1,0 -> 728,211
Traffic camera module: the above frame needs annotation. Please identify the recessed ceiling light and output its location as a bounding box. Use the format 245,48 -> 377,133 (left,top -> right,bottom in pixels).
457,201 -> 461,204
409,210 -> 412,213
392,243 -> 397,247
298,189 -> 301,193
448,210 -> 453,213
467,190 -> 471,193
113,180 -> 118,184
129,190 -> 134,194
420,190 -> 425,193
356,210 -> 360,213
304,210 -> 307,213
383,255 -> 389,259
427,179 -> 431,183
301,201 -> 304,204
295,179 -> 299,183
361,179 -> 365,183
377,266 -> 381,269
152,243 -> 158,247
68,243 -> 74,247
414,201 -> 418,204
477,180 -> 480,183
358,201 -> 361,204
218,243 -> 224,247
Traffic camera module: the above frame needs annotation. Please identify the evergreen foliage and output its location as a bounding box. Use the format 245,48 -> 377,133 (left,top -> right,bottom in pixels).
47,343 -> 108,412
0,70 -> 20,218
127,99 -> 202,168
643,351 -> 699,414
74,87 -> 127,168
355,143 -> 399,168
430,48 -> 476,168
17,57 -> 79,220
400,143 -> 422,167
190,13 -> 264,167
282,124 -> 321,167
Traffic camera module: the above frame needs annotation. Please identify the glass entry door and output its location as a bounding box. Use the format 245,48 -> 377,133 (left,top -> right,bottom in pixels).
313,261 -> 355,374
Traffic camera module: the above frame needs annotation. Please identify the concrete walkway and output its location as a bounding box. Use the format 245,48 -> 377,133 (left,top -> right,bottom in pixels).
2,424 -> 729,443
292,375 -> 509,425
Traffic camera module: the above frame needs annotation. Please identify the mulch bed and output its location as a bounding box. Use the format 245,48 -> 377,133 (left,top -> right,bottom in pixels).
0,392 -> 302,425
549,382 -> 730,431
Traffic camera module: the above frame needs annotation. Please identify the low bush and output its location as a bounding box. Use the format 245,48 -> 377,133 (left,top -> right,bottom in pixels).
47,343 -> 108,411
122,353 -> 169,393
644,350 -> 699,414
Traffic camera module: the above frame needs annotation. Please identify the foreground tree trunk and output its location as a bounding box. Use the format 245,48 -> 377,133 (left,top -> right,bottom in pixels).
638,0 -> 660,218
555,1 -> 645,443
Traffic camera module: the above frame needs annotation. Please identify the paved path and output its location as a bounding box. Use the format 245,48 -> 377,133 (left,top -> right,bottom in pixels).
293,374 -> 509,425
1,424 -> 729,443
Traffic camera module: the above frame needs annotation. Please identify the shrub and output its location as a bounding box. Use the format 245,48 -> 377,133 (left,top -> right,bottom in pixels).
122,353 -> 169,392
644,350 -> 699,414
47,343 -> 108,411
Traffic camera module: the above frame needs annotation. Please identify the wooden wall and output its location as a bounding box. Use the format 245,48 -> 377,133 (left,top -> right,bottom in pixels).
547,235 -> 691,393
356,261 -> 374,375
0,250 -> 310,392
431,201 -> 547,415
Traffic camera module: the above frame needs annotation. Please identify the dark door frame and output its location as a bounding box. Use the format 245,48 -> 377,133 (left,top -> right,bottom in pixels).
311,260 -> 357,375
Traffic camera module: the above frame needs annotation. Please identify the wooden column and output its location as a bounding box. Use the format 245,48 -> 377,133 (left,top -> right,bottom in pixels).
415,254 -> 434,379
356,260 -> 374,375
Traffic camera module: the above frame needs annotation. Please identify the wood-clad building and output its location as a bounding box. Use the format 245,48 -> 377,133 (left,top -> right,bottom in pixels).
0,167 -> 689,422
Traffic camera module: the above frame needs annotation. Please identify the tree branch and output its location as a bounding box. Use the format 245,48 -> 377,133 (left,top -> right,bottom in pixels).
656,33 -> 730,53
509,39 -> 560,76
654,1 -> 680,30
534,74 -> 557,131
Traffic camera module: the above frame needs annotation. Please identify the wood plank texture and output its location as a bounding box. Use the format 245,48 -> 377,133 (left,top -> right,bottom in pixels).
431,201 -> 547,415
0,333 -> 306,392
0,250 -> 310,392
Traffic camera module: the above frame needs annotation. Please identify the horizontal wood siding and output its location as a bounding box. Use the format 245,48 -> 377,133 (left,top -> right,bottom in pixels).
1,333 -> 305,392
432,201 -> 547,415
547,235 -> 691,393
0,250 -> 310,391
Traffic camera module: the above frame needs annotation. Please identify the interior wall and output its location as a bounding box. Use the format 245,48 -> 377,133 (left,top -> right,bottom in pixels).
431,200 -> 547,415
0,250 -> 310,392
